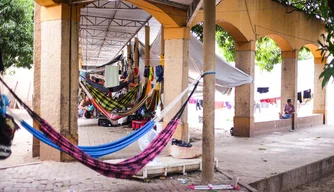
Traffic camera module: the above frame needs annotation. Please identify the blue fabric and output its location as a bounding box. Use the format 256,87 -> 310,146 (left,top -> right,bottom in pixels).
21,120 -> 156,158
0,94 -> 9,116
282,114 -> 292,119
155,65 -> 163,82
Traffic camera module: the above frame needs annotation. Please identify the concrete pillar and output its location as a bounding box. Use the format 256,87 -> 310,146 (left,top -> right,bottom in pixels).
38,4 -> 80,161
313,57 -> 327,124
32,2 -> 41,157
281,51 -> 298,129
233,41 -> 255,137
202,0 -> 216,183
163,27 -> 190,142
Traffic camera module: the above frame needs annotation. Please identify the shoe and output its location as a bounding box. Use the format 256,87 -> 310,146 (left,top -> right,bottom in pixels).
171,138 -> 192,148
289,129 -> 294,132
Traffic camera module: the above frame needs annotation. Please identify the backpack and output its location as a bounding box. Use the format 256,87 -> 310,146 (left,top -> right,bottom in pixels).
98,118 -> 112,127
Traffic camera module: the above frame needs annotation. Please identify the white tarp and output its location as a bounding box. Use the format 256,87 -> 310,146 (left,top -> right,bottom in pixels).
138,32 -> 253,95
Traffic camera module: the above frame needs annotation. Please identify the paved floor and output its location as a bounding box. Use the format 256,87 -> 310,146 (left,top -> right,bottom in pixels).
0,110 -> 249,192
1,109 -> 334,191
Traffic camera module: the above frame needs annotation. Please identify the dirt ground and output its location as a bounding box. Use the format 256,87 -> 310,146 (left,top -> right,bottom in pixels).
284,172 -> 334,192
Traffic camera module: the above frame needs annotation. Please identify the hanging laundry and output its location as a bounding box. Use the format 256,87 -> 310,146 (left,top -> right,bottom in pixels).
105,65 -> 120,88
0,94 -> 9,116
257,87 -> 269,94
149,67 -> 154,81
155,65 -> 164,82
303,89 -> 311,99
145,80 -> 152,96
297,92 -> 302,103
144,66 -> 150,78
134,67 -> 139,76
159,54 -> 164,66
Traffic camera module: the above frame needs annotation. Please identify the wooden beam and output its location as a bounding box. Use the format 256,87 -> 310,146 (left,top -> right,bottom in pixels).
187,0 -> 203,26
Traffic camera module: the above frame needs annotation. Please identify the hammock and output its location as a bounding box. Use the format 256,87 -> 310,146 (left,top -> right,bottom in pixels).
18,118 -> 155,158
5,74 -> 201,159
81,81 -> 156,121
0,73 -> 203,179
85,77 -> 134,95
83,81 -> 139,112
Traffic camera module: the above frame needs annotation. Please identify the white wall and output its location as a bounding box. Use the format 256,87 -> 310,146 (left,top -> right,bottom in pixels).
2,67 -> 33,107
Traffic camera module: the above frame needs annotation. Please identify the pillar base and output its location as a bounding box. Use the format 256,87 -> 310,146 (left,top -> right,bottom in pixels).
61,133 -> 78,162
32,120 -> 41,157
233,116 -> 254,137
313,110 -> 327,124
40,133 -> 78,162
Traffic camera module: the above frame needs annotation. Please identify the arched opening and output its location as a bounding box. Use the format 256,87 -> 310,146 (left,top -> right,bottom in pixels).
189,21 -> 252,134
297,46 -> 314,116
254,36 -> 282,122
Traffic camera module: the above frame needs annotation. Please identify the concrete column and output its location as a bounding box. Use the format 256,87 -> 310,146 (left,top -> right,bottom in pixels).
233,41 -> 255,137
202,0 -> 216,183
281,51 -> 298,129
32,2 -> 41,157
163,27 -> 190,142
313,57 -> 327,124
39,4 -> 80,161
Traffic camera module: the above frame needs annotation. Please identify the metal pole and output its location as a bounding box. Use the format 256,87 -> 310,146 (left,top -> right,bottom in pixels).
202,0 -> 216,183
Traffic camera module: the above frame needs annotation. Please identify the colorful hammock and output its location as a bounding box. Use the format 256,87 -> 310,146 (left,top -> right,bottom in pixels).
80,81 -> 156,121
84,77 -> 135,95
18,118 -> 155,158
0,74 -> 202,179
83,81 -> 139,112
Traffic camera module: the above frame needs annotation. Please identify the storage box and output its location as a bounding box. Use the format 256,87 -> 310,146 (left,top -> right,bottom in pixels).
132,120 -> 147,130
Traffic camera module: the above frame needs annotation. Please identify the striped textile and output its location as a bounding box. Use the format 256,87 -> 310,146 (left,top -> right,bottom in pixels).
84,82 -> 139,111
39,117 -> 179,179
146,89 -> 160,112
91,89 -> 158,121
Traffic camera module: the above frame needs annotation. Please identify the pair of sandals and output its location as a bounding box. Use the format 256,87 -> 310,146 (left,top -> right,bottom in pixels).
171,138 -> 192,148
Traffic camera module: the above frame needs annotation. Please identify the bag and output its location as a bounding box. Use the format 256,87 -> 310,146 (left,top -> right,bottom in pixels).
98,118 -> 112,127
84,111 -> 92,119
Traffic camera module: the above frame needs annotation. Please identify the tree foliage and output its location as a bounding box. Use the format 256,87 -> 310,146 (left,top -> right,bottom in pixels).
276,0 -> 334,88
0,0 -> 34,69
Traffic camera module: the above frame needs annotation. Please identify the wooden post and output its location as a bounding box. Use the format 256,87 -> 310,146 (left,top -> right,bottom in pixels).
160,26 -> 165,108
134,37 -> 139,84
145,26 -> 150,67
202,0 -> 216,184
32,2 -> 41,157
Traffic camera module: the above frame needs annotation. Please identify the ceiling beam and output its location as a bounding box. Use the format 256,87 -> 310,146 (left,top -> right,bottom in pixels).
187,0 -> 203,26
81,15 -> 147,27
146,0 -> 188,10
86,0 -> 139,9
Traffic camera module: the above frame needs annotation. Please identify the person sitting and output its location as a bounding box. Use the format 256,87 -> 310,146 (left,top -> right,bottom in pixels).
279,99 -> 295,119
78,96 -> 93,118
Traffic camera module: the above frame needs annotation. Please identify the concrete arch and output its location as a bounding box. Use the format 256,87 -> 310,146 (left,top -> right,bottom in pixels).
192,0 -> 326,50
303,44 -> 322,58
216,20 -> 248,43
125,0 -> 186,28
263,34 -> 294,52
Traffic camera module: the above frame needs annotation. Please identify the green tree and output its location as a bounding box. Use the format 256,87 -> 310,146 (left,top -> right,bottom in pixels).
276,0 -> 334,87
0,0 -> 34,69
